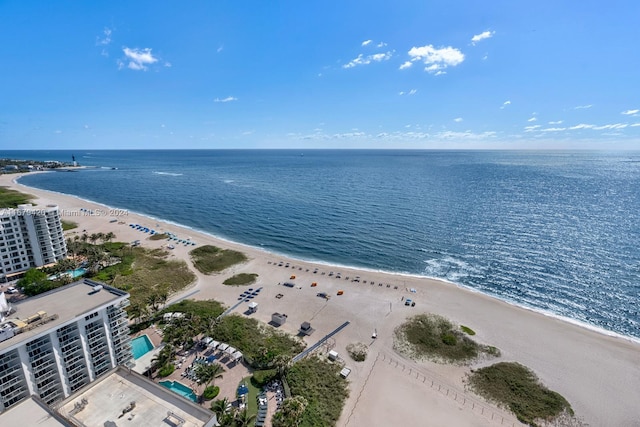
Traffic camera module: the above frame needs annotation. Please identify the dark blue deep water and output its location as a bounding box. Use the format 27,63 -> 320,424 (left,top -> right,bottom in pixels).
6,150 -> 640,339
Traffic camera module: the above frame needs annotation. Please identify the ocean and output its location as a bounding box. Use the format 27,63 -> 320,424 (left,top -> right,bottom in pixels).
6,149 -> 640,340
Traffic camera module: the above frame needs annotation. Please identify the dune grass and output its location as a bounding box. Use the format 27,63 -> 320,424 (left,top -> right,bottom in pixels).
61,220 -> 78,231
469,362 -> 573,426
149,233 -> 169,240
94,245 -> 196,307
285,356 -> 350,427
223,273 -> 258,286
189,245 -> 247,274
0,186 -> 35,208
394,314 -> 499,364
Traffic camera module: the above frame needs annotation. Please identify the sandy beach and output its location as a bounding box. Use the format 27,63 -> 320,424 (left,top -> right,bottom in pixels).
3,172 -> 639,427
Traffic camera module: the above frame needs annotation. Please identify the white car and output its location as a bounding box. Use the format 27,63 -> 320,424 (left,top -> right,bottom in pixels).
6,287 -> 18,294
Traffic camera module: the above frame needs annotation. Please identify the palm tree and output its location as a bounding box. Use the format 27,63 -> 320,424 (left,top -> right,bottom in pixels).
272,396 -> 308,427
272,354 -> 293,378
150,344 -> 175,372
158,291 -> 169,310
234,409 -> 256,427
211,397 -> 231,418
89,233 -> 99,245
104,231 -> 115,243
194,362 -> 225,389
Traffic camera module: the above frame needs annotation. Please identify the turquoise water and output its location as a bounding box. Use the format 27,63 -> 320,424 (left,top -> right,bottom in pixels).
131,335 -> 154,359
48,268 -> 87,281
13,149 -> 640,339
159,380 -> 197,402
70,268 -> 86,278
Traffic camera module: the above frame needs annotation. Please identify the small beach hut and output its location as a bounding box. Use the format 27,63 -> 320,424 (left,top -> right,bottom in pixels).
218,343 -> 229,352
225,346 -> 237,357
210,340 -> 220,349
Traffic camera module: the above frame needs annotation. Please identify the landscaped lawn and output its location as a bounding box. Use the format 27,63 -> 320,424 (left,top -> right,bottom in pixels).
241,376 -> 261,424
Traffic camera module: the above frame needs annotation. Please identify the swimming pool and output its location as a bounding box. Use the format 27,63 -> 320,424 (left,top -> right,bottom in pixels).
47,268 -> 87,281
131,335 -> 154,359
159,380 -> 198,402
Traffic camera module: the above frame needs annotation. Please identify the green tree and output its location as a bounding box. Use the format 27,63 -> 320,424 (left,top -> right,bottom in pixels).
17,268 -> 52,296
234,409 -> 256,427
272,396 -> 308,427
194,362 -> 225,390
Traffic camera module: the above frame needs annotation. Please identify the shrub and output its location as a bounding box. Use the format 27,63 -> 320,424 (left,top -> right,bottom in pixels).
469,362 -> 573,427
203,386 -> 220,400
441,333 -> 457,346
285,356 -> 349,427
460,325 -> 476,335
346,343 -> 368,362
223,273 -> 258,286
252,369 -> 278,387
150,233 -> 169,240
158,364 -> 175,377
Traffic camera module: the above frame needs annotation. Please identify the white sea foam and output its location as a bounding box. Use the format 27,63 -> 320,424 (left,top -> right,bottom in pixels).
153,171 -> 183,177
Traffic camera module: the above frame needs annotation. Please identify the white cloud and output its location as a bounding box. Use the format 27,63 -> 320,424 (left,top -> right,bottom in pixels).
574,104 -> 592,109
568,123 -> 627,130
541,127 -> 566,132
214,96 -> 238,103
361,39 -> 372,46
343,51 -> 393,68
527,117 -> 537,122
568,124 -> 594,130
500,100 -> 511,109
217,45 -> 224,53
377,42 -> 387,48
454,117 -> 463,122
83,124 -> 90,129
399,61 -> 413,70
436,130 -> 496,139
621,109 -> 639,115
122,47 -> 158,71
524,125 -> 541,132
398,89 -> 417,96
471,30 -> 495,45
164,62 -> 172,68
631,123 -> 640,127
96,28 -> 112,46
549,120 -> 563,124
407,45 -> 464,74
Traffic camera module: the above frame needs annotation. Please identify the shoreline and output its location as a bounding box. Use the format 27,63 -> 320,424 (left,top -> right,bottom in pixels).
4,172 -> 640,425
11,172 -> 640,345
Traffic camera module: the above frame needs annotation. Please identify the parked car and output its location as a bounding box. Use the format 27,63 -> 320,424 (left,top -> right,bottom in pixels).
7,287 -> 19,294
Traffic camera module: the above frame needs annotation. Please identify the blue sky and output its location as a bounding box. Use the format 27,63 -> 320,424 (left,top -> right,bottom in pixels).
2,1 -> 640,149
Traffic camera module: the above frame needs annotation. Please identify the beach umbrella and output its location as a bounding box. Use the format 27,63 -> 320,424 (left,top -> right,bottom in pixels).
237,384 -> 249,397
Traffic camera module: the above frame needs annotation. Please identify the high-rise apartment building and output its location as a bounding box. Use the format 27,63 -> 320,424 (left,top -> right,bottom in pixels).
0,279 -> 132,412
0,203 -> 67,281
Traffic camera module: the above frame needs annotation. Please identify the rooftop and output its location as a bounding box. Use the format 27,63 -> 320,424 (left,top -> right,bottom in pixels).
57,367 -> 216,427
0,396 -> 71,426
0,279 -> 128,353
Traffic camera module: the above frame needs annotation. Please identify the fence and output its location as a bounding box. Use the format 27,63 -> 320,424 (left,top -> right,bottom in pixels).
377,352 -> 521,426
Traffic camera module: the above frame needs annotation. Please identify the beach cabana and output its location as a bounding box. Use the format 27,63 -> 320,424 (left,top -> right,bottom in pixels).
209,340 -> 220,349
202,337 -> 214,346
218,343 -> 229,352
225,346 -> 237,357
232,351 -> 243,361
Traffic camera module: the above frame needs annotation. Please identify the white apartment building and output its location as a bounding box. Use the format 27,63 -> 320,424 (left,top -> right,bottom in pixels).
0,279 -> 132,412
0,204 -> 67,281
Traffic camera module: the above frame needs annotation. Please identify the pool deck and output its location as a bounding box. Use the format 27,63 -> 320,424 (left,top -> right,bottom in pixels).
134,326 -> 252,404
